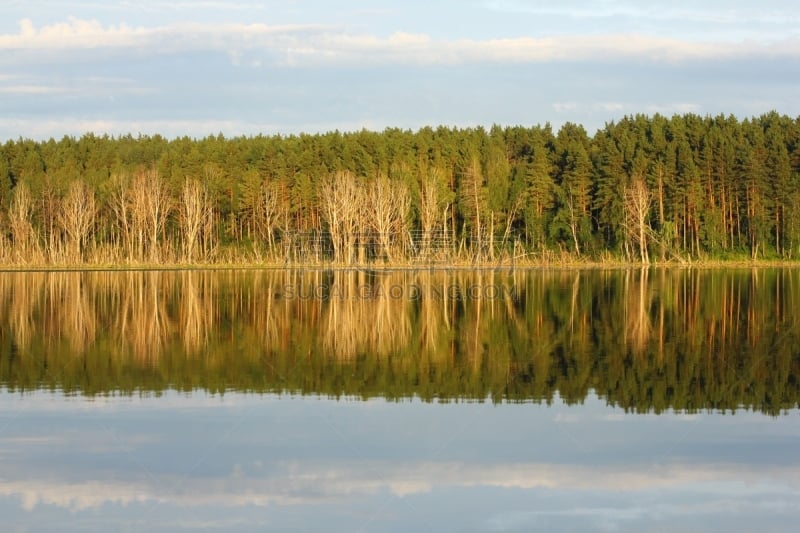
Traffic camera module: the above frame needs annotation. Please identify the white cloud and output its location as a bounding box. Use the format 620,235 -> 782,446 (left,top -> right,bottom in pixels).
644,102 -> 704,115
553,102 -> 579,113
595,102 -> 626,113
2,17 -> 799,68
0,117 -> 276,140
2,460 -> 799,513
138,0 -> 271,11
0,115 -> 399,140
483,0 -> 800,30
0,84 -> 71,95
3,17 -> 148,48
552,101 -> 709,118
0,389 -> 280,413
0,17 -> 328,57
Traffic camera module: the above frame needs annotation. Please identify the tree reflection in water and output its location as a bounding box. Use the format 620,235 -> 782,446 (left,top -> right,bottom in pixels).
0,268 -> 798,414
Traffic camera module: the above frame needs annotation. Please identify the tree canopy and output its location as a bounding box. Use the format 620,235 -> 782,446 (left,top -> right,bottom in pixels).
1,112 -> 799,264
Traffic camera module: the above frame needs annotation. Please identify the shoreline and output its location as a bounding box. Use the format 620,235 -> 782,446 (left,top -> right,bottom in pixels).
2,258 -> 800,273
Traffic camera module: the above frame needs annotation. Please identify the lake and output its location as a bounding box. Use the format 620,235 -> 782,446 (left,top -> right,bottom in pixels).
1,269 -> 799,532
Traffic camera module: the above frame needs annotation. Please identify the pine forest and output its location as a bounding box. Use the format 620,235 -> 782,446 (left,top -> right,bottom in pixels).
1,112 -> 799,266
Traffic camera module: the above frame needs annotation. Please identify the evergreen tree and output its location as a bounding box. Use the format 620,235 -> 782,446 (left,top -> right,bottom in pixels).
553,124 -> 593,255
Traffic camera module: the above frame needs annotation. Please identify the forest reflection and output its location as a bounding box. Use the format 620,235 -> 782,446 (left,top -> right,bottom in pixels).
1,268 -> 798,414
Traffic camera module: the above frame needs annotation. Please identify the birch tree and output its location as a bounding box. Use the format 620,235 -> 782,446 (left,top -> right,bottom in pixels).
624,177 -> 652,264
368,176 -> 410,262
58,180 -> 96,263
319,171 -> 364,264
180,178 -> 215,262
8,183 -> 40,263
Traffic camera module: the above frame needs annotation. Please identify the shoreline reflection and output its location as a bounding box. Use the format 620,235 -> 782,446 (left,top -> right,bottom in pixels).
1,269 -> 798,414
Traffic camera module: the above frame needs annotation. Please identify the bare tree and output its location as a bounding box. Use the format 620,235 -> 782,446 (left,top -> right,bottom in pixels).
624,177 -> 652,264
418,170 -> 444,259
38,178 -> 59,261
180,178 -> 215,263
255,180 -> 291,257
257,180 -> 279,251
319,171 -> 364,264
141,169 -> 171,263
0,211 -> 8,262
58,180 -> 97,263
109,169 -> 171,263
368,176 -> 410,262
8,183 -> 40,263
128,173 -> 149,261
459,157 -> 487,260
109,173 -> 134,261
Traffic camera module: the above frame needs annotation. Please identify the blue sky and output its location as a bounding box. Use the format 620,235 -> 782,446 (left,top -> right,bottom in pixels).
1,0 -> 799,140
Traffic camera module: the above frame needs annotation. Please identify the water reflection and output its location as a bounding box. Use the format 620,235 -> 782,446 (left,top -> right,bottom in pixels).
1,391 -> 799,532
1,268 -> 799,413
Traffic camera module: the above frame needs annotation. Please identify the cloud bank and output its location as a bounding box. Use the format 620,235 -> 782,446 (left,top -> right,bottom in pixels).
3,460 -> 799,512
3,17 -> 799,67
1,6 -> 798,141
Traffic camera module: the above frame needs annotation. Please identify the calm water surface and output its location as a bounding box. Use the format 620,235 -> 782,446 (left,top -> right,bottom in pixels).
1,269 -> 799,532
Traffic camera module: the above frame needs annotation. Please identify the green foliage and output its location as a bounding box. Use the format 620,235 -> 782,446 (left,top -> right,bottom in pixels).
0,113 -> 799,264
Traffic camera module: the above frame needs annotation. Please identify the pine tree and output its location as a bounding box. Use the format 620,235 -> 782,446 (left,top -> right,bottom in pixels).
553,124 -> 593,255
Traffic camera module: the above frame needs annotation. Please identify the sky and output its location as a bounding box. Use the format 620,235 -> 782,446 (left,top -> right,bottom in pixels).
1,0 -> 799,140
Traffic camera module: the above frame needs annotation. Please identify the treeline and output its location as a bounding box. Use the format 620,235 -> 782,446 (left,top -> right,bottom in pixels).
1,269 -> 799,414
1,112 -> 799,264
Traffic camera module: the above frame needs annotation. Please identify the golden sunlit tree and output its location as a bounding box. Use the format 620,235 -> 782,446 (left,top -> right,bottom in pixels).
58,180 -> 97,263
319,171 -> 364,265
458,157 -> 488,260
8,183 -> 41,264
110,169 -> 171,262
179,178 -> 215,263
417,168 -> 452,260
368,175 -> 411,262
624,176 -> 652,264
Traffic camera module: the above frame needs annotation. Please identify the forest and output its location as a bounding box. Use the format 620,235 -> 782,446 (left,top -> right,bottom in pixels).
1,112 -> 799,265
